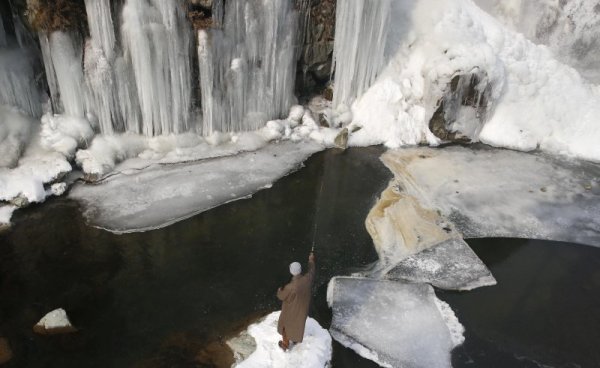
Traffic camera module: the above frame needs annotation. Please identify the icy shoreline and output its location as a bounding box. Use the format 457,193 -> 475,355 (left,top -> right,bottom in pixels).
69,140 -> 323,233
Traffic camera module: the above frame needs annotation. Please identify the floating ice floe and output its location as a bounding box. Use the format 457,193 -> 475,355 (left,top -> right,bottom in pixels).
384,238 -> 496,291
70,141 -> 323,233
381,146 -> 600,247
327,277 -> 464,368
230,311 -> 332,368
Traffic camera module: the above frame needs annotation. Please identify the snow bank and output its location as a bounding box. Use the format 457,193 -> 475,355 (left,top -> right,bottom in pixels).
75,105 -> 333,179
233,311 -> 332,368
335,0 -> 600,162
327,277 -> 463,368
40,113 -> 94,158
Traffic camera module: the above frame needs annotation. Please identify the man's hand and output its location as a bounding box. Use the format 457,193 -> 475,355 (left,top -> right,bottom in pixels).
309,252 -> 315,262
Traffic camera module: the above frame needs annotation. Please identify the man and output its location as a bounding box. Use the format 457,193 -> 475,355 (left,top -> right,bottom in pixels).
276,251 -> 316,351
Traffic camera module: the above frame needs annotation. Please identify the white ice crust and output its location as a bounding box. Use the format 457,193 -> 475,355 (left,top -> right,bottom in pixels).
327,277 -> 464,368
382,146 -> 600,246
70,140 -> 323,233
234,311 -> 332,368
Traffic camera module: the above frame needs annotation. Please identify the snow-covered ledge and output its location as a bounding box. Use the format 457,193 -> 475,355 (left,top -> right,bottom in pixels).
228,311 -> 332,368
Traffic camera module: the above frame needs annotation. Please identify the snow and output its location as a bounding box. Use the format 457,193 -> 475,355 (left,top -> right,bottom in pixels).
0,206 -> 16,225
35,308 -> 74,330
232,311 -> 332,368
473,0 -> 600,83
40,114 -> 94,159
327,277 -> 463,368
381,146 -> 600,246
70,140 -> 323,233
385,238 -> 496,291
334,0 -> 600,162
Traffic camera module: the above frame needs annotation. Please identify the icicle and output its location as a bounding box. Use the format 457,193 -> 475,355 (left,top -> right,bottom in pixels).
39,33 -> 60,112
212,0 -> 224,28
121,0 -> 192,136
48,32 -> 86,118
0,15 -> 6,47
84,0 -> 116,60
198,0 -> 299,136
0,48 -> 41,116
332,0 -> 391,108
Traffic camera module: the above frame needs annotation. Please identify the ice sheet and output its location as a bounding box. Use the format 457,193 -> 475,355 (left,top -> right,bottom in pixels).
327,277 -> 462,368
232,311 -> 332,368
382,146 -> 600,246
70,141 -> 323,233
385,238 -> 497,291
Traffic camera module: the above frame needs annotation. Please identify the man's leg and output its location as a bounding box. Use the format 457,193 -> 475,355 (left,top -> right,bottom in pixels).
278,328 -> 290,351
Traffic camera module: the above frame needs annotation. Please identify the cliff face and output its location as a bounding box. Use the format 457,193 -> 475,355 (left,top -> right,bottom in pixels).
295,0 -> 336,96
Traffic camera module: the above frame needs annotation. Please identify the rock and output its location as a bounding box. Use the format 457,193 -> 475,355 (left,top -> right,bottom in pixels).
334,127 -> 348,149
0,338 -> 12,364
429,71 -> 493,143
227,329 -> 256,363
33,308 -> 77,335
10,195 -> 29,208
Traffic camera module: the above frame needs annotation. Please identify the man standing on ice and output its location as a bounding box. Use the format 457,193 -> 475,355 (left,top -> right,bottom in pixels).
276,251 -> 316,351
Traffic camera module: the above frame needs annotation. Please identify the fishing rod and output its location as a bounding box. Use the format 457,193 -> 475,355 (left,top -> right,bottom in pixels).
310,175 -> 325,253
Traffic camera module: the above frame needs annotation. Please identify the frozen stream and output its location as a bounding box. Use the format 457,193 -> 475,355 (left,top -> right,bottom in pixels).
0,147 -> 599,367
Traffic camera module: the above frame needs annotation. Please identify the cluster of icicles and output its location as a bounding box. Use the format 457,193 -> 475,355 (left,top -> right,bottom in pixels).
1,0 -> 300,137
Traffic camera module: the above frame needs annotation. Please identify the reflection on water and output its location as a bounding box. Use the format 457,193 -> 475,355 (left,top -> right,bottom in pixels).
446,238 -> 600,368
0,147 -> 390,367
1,147 -> 599,368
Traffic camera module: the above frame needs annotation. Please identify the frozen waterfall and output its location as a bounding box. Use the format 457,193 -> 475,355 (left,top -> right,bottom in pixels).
332,0 -> 391,108
198,0 -> 299,136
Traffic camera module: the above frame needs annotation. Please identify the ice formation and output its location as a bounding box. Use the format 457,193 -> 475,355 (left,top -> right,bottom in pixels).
327,277 -> 463,368
70,141 -> 323,233
381,146 -> 600,247
333,0 -> 600,162
331,0 -> 392,108
385,238 -> 497,291
0,32 -> 41,117
198,0 -> 298,135
474,0 -> 600,83
232,312 -> 332,368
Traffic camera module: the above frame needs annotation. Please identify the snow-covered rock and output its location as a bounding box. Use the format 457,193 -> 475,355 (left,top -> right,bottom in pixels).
33,308 -> 77,335
327,277 -> 464,368
231,311 -> 332,368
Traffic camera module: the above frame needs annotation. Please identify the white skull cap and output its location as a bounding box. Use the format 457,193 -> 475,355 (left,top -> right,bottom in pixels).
289,262 -> 302,276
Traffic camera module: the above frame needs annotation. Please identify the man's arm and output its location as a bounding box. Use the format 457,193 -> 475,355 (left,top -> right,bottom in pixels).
307,252 -> 316,279
277,284 -> 291,301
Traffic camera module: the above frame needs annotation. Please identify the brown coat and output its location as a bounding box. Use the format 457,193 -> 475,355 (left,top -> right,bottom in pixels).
276,258 -> 315,342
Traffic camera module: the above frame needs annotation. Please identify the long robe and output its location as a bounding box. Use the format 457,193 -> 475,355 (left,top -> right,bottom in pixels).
276,258 -> 315,342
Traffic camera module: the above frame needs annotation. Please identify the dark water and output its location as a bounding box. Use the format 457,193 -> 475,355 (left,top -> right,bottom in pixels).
1,147 -> 599,368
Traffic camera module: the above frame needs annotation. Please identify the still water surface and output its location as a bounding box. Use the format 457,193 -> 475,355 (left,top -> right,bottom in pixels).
0,147 -> 598,367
